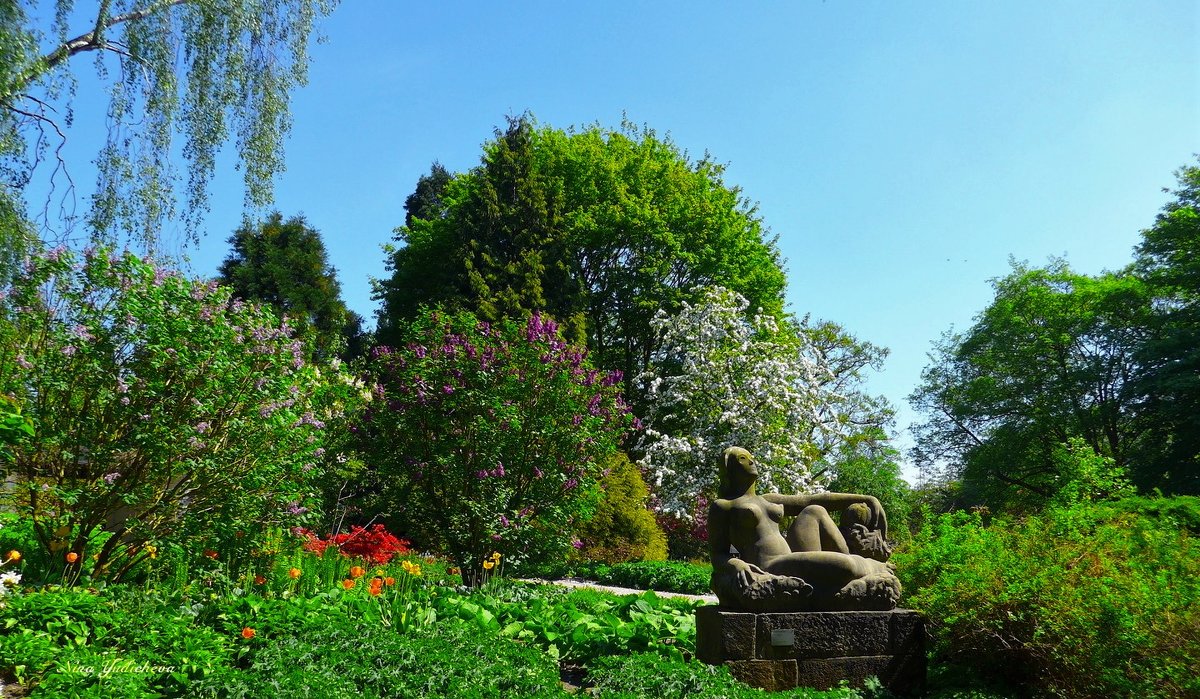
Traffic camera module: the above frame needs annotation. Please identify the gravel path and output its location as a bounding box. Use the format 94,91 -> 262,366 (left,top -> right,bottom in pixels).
522,577 -> 718,604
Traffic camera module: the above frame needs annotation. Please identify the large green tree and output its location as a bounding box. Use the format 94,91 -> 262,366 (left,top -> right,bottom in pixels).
217,212 -> 364,361
0,0 -> 336,255
910,260 -> 1152,510
374,116 -> 788,410
1130,161 -> 1200,494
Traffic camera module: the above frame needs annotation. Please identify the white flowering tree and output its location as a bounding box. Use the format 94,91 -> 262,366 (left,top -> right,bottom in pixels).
637,286 -> 892,517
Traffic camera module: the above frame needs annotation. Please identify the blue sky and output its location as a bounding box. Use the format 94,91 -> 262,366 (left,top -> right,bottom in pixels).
23,1 -> 1200,480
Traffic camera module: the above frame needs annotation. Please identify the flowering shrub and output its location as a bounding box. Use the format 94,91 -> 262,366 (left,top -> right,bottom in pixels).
300,524 -> 410,564
359,309 -> 631,583
0,247 -> 354,581
637,286 -> 891,517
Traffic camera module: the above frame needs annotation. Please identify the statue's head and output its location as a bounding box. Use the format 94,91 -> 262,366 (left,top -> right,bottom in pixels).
719,447 -> 757,495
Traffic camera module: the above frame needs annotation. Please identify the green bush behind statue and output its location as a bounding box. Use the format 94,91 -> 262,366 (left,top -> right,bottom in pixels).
894,495 -> 1200,698
575,453 -> 668,564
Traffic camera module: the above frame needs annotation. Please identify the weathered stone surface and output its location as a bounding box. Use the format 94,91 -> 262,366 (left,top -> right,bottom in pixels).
796,656 -> 894,690
696,606 -> 756,662
697,608 -> 927,695
727,660 -> 799,692
756,611 -> 892,659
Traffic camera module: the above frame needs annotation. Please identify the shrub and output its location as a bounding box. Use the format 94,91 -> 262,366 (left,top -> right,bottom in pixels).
299,523 -> 410,564
575,453 -> 668,564
599,561 -> 712,596
895,497 -> 1200,698
0,247 -> 356,581
359,309 -> 631,582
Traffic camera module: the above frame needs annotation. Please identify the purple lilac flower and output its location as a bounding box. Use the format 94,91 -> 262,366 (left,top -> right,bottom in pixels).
500,515 -> 510,527
572,539 -> 584,550
194,422 -> 210,434
15,355 -> 32,370
103,472 -> 121,484
476,470 -> 488,479
61,345 -> 77,357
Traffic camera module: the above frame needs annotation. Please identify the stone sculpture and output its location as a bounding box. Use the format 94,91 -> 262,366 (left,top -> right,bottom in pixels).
709,447 -> 901,612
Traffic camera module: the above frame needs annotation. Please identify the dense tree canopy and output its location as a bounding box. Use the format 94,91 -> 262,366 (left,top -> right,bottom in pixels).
0,0 -> 336,255
910,260 -> 1152,510
374,116 -> 788,409
1130,161 -> 1200,494
217,212 -> 365,361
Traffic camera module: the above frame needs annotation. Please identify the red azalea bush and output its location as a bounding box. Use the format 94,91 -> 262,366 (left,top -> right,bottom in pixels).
300,524 -> 410,565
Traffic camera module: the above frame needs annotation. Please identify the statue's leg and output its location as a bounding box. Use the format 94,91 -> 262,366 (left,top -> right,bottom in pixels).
786,505 -> 850,554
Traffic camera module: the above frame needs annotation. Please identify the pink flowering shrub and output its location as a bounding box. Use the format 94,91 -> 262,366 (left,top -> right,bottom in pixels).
359,309 -> 631,584
0,247 -> 351,581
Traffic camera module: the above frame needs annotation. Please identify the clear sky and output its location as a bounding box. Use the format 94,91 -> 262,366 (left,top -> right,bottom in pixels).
23,1 -> 1200,480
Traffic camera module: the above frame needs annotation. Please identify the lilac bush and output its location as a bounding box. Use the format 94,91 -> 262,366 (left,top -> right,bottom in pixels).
0,247 -> 356,581
360,309 -> 631,583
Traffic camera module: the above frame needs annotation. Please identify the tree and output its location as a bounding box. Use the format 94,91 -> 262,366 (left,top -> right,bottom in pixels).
359,309 -> 631,583
0,0 -> 337,254
1130,160 -> 1200,495
217,212 -> 364,361
637,286 -> 893,517
910,260 -> 1152,510
374,116 -> 788,411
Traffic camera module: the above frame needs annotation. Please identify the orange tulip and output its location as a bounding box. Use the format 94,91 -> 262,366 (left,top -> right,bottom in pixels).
241,627 -> 255,639
384,576 -> 395,587
349,565 -> 365,579
66,552 -> 79,564
288,567 -> 302,579
203,550 -> 218,559
254,574 -> 266,585
342,578 -> 355,590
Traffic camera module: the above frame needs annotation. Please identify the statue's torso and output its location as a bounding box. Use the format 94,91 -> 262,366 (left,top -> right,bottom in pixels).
719,495 -> 793,564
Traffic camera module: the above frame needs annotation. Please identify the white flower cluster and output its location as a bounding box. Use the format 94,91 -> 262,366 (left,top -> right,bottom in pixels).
0,571 -> 20,597
637,286 -> 885,518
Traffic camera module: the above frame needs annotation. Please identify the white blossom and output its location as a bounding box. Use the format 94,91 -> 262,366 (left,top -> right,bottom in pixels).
637,286 -> 891,518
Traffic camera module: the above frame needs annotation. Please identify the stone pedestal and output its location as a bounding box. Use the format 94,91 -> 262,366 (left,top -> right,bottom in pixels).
696,607 -> 926,694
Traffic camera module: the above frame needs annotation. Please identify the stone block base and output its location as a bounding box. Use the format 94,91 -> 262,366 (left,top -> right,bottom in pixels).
696,607 -> 926,694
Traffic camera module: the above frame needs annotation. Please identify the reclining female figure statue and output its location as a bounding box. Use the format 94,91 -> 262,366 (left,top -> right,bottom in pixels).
709,447 -> 901,612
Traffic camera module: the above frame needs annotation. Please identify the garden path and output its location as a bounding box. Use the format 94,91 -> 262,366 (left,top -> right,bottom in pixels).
522,577 -> 718,604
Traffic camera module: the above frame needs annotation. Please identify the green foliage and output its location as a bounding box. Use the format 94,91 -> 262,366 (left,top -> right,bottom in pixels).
0,392 -> 32,464
910,259 -> 1152,510
375,115 -> 788,411
598,561 -> 712,596
1050,437 -> 1135,507
441,584 -> 700,664
360,308 -> 631,582
575,453 -> 668,564
1,0 -> 338,251
894,497 -> 1200,697
1130,159 -> 1200,495
0,247 -> 356,581
829,438 -> 913,542
217,212 -> 366,362
588,651 -> 860,698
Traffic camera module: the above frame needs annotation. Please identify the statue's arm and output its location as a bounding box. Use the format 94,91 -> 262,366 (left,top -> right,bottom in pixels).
765,492 -> 888,538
